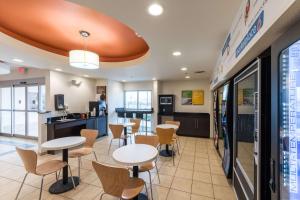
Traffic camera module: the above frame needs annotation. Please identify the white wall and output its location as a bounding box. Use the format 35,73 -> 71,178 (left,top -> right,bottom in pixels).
49,71 -> 97,113
160,79 -> 211,113
107,80 -> 124,124
123,81 -> 153,91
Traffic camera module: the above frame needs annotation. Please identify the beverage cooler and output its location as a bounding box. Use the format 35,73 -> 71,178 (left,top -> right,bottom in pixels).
270,21 -> 300,200
213,82 -> 233,178
233,48 -> 271,200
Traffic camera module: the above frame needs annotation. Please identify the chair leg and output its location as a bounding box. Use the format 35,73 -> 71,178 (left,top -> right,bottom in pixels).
39,176 -> 44,200
176,140 -> 180,155
144,182 -> 150,200
15,173 -> 28,200
147,171 -> 153,200
68,164 -> 76,190
155,165 -> 160,183
93,151 -> 98,161
99,193 -> 106,200
57,169 -> 61,180
108,139 -> 113,154
171,145 -> 175,166
78,157 -> 81,181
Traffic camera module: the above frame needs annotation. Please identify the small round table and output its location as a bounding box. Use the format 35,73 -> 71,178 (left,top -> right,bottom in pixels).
156,124 -> 178,157
113,144 -> 158,200
41,136 -> 86,194
119,122 -> 135,145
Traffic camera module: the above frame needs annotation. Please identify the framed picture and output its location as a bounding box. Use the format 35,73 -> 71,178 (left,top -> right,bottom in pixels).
181,90 -> 192,105
96,86 -> 106,101
192,90 -> 204,105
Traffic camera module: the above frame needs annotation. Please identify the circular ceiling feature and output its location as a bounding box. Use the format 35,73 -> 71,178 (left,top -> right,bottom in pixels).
0,0 -> 149,63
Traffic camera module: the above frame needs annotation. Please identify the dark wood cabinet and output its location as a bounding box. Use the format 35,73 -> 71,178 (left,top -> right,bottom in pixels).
174,112 -> 210,138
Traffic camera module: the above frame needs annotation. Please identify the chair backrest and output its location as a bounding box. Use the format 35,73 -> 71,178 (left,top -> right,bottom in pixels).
16,147 -> 37,174
130,118 -> 141,134
165,120 -> 180,127
135,135 -> 159,148
156,128 -> 174,145
109,124 -> 124,139
81,129 -> 98,148
92,161 -> 130,197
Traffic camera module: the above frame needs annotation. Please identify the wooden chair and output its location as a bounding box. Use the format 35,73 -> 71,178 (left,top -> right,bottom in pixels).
69,129 -> 98,181
92,161 -> 148,200
129,118 -> 141,142
156,127 -> 177,165
15,147 -> 75,200
165,120 -> 181,154
134,135 -> 160,200
108,124 -> 125,154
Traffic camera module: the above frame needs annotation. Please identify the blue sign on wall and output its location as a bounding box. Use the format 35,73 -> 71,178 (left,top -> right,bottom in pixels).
235,10 -> 264,58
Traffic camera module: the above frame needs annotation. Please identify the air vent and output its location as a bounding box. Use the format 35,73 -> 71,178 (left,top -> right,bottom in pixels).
194,70 -> 205,74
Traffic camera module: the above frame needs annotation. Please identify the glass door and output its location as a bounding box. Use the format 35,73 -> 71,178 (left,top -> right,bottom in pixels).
0,87 -> 12,134
13,86 -> 26,136
233,60 -> 260,200
279,39 -> 300,200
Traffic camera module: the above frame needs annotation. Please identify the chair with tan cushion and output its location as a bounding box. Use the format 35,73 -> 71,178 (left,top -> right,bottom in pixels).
108,124 -> 126,154
69,129 -> 98,180
134,135 -> 160,200
92,161 -> 148,200
165,120 -> 181,154
15,147 -> 75,200
156,127 -> 177,165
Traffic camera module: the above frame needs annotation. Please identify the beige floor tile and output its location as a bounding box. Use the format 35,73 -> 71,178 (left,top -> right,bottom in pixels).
213,185 -> 235,200
153,174 -> 174,188
195,153 -> 209,159
180,155 -> 195,162
211,174 -> 230,186
171,177 -> 192,193
167,189 -> 191,200
193,171 -> 212,183
61,183 -> 101,200
159,166 -> 177,176
194,163 -> 210,173
178,161 -> 194,170
210,165 -> 225,175
192,181 -> 214,198
191,194 -> 214,200
175,168 -> 193,179
195,157 -> 209,164
150,185 -> 169,200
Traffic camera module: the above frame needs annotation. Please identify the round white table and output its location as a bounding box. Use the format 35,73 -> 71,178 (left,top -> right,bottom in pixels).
156,124 -> 178,157
113,144 -> 158,200
119,122 -> 135,145
41,136 -> 86,194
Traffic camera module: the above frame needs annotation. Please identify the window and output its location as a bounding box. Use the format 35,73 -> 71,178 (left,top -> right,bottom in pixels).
125,91 -> 152,109
124,91 -> 152,132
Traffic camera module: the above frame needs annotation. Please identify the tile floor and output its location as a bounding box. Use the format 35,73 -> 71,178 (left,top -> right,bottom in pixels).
0,135 -> 236,200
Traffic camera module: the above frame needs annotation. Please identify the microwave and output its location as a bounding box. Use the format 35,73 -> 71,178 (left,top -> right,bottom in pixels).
160,96 -> 172,105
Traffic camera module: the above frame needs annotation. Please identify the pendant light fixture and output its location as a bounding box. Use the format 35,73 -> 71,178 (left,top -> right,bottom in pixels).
69,30 -> 99,69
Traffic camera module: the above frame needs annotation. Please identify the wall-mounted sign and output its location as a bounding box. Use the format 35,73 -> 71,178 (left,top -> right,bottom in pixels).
181,90 -> 204,105
192,90 -> 204,105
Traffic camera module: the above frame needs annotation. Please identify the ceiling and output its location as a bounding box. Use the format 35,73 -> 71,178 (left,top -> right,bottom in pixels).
0,0 -> 149,62
0,0 -> 241,81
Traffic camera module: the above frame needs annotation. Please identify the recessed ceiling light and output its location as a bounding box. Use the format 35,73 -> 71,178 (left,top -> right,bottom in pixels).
152,77 -> 156,81
83,74 -> 89,77
12,58 -> 23,63
55,68 -> 62,72
122,80 -> 127,82
172,51 -> 182,56
181,67 -> 187,71
185,75 -> 191,79
148,3 -> 163,16
135,32 -> 142,38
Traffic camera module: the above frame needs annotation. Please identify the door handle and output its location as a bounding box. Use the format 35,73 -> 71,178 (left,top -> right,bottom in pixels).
269,159 -> 276,192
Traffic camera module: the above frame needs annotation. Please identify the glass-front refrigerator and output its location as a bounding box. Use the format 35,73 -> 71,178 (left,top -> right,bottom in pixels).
215,82 -> 233,178
270,21 -> 300,200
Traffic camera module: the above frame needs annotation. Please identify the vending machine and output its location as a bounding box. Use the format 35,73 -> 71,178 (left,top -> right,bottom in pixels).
270,21 -> 300,200
213,90 -> 219,149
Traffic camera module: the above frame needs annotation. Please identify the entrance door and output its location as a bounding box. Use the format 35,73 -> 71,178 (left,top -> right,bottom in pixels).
13,86 -> 26,136
233,60 -> 260,200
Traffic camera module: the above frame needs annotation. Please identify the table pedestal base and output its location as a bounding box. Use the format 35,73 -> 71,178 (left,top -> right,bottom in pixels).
159,150 -> 175,157
136,193 -> 148,200
49,177 -> 79,194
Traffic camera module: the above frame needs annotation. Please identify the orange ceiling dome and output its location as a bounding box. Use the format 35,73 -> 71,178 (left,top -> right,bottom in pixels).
0,0 -> 149,62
